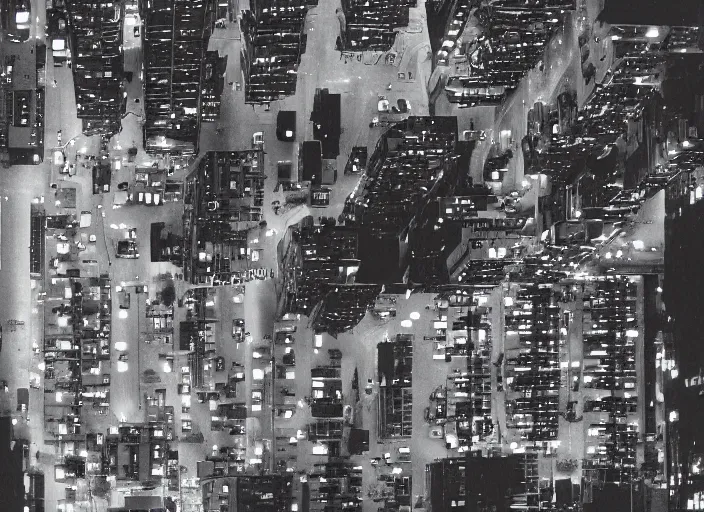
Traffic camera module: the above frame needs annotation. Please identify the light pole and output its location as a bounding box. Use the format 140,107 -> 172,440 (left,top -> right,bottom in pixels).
270,329 -> 276,474
136,288 -> 142,410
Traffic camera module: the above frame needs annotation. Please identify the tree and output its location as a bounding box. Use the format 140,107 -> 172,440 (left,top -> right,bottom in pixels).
352,368 -> 359,390
161,280 -> 175,307
90,476 -> 111,499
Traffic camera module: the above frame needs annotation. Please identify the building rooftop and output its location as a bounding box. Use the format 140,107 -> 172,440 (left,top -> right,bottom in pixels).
599,0 -> 703,27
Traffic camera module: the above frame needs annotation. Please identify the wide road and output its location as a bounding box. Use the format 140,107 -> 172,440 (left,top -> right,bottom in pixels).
0,6 -> 64,512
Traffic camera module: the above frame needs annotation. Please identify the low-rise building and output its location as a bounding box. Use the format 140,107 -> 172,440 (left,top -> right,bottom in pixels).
200,474 -> 293,512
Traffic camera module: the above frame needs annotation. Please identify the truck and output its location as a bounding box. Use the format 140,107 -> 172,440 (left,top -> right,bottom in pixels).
276,111 -> 296,141
79,211 -> 92,228
17,388 -> 29,414
312,88 -> 341,158
300,141 -> 322,186
51,17 -> 69,66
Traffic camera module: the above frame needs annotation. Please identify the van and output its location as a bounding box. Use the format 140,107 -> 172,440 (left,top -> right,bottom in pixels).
276,322 -> 297,333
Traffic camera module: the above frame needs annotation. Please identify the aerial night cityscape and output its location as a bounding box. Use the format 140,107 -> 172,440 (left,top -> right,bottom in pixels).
0,0 -> 703,511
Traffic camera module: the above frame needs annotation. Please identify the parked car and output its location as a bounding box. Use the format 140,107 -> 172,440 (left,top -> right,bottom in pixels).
147,193 -> 162,206
251,387 -> 264,411
215,356 -> 225,372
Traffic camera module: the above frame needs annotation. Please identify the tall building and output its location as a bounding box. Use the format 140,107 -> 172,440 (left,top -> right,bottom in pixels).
426,454 -> 526,512
240,0 -> 308,103
66,0 -> 125,136
340,0 -> 415,51
664,157 -> 704,509
141,0 -> 218,153
345,116 -> 465,284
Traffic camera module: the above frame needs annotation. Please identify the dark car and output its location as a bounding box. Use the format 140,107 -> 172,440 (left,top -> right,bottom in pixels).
276,111 -> 296,141
117,182 -> 129,191
232,319 -> 245,343
116,240 -> 139,258
51,304 -> 72,315
282,349 -> 295,366
215,356 -> 225,372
